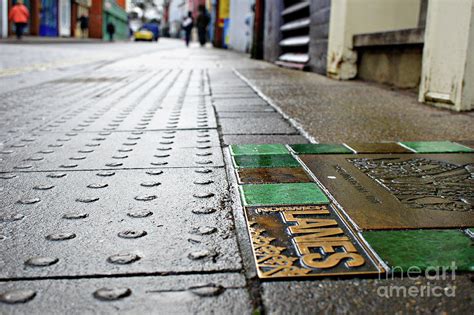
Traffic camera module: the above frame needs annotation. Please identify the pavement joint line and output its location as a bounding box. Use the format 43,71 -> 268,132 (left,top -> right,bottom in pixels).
0,269 -> 245,283
286,144 -> 364,232
0,165 -> 226,174
208,69 -> 266,311
342,142 -> 358,153
220,133 -> 300,136
232,68 -> 318,144
145,286 -> 244,294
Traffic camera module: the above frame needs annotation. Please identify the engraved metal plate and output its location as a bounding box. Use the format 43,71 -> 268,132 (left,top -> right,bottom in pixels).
344,142 -> 411,154
300,154 -> 474,230
244,205 -> 384,279
236,167 -> 311,184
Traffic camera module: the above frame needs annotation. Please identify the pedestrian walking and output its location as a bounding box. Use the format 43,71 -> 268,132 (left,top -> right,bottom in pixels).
182,12 -> 193,47
8,0 -> 29,40
78,14 -> 89,38
106,22 -> 115,42
196,5 -> 210,47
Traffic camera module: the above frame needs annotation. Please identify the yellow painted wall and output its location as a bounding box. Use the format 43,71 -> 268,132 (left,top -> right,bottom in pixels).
328,0 -> 421,79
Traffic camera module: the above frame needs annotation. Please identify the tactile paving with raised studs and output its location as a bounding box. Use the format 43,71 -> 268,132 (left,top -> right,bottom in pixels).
0,130 -> 223,171
0,168 -> 240,278
0,273 -> 250,313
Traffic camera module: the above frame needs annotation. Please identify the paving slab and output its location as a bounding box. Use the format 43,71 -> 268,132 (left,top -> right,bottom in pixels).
0,168 -> 240,278
219,118 -> 297,135
0,273 -> 251,314
299,153 -> 474,229
217,112 -> 282,119
214,104 -> 275,112
223,135 -> 308,145
261,275 -> 474,314
212,99 -> 268,107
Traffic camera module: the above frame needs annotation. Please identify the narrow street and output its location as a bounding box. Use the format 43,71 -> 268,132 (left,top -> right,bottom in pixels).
0,39 -> 473,314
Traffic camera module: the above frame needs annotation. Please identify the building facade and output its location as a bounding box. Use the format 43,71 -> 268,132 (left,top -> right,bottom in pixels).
71,0 -> 92,38
227,0 -> 253,52
260,0 -> 473,112
89,0 -> 128,40
1,0 -> 127,40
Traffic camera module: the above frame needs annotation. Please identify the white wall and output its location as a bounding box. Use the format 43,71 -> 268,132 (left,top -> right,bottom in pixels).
419,0 -> 473,111
59,0 -> 72,37
168,0 -> 186,37
228,0 -> 253,52
1,0 -> 8,38
327,0 -> 421,79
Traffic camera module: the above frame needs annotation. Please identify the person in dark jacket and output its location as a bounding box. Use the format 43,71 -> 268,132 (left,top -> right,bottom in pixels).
182,11 -> 193,47
106,22 -> 115,42
78,14 -> 88,38
196,5 -> 210,46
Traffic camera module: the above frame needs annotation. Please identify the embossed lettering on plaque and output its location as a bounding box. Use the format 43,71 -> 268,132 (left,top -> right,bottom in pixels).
244,205 -> 384,279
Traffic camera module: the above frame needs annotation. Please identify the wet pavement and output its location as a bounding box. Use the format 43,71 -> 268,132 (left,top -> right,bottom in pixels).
1,39 -> 473,314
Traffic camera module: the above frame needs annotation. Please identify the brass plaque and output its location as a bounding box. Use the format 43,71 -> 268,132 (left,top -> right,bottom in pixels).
244,205 -> 384,279
344,142 -> 411,154
300,154 -> 474,230
236,167 -> 311,184
458,140 -> 474,149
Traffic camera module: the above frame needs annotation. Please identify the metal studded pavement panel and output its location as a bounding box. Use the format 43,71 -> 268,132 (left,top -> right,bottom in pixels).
0,68 -> 258,310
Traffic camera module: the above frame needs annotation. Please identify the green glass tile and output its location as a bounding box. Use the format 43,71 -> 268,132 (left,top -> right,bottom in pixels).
233,154 -> 300,168
289,144 -> 353,154
239,183 -> 330,206
400,141 -> 474,153
363,230 -> 474,272
230,144 -> 289,156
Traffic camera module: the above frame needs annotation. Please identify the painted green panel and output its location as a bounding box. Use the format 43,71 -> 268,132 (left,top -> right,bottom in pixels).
233,154 -> 300,168
289,144 -> 353,154
230,144 -> 289,156
400,141 -> 474,153
239,183 -> 329,206
363,230 -> 474,272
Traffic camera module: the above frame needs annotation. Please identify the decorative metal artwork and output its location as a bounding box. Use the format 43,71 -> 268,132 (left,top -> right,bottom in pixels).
244,205 -> 384,279
299,154 -> 474,230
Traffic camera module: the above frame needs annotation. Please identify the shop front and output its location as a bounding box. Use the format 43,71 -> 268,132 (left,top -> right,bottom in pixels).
71,0 -> 91,38
102,0 -> 128,41
39,0 -> 58,36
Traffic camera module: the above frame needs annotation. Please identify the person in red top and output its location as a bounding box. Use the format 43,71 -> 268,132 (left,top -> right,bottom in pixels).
8,0 -> 30,39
